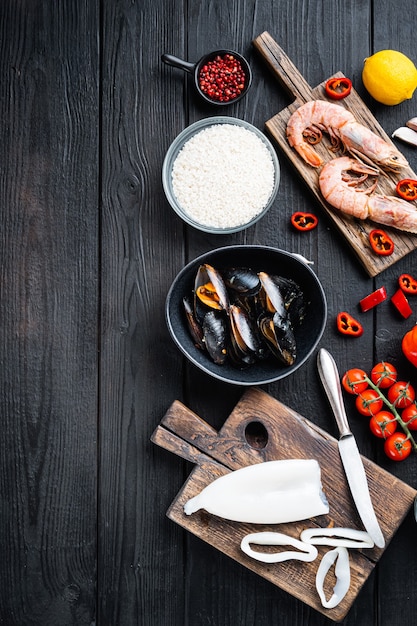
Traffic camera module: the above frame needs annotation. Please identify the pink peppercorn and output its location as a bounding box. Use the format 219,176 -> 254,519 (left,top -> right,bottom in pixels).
198,54 -> 246,102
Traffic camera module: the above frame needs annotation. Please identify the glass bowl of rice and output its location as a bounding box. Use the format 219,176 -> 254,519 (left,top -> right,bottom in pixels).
162,117 -> 280,234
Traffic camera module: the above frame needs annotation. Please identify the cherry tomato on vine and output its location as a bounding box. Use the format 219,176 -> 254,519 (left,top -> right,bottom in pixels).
369,411 -> 397,439
355,389 -> 383,416
342,368 -> 368,395
370,362 -> 397,388
387,381 -> 415,408
384,432 -> 412,461
401,403 -> 417,430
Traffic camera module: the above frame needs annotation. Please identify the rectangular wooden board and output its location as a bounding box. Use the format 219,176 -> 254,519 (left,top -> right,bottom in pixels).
151,387 -> 417,622
252,32 -> 417,277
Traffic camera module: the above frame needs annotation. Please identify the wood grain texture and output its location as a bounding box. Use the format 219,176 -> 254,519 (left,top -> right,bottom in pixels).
0,1 -> 99,624
153,389 -> 416,621
253,32 -> 417,277
2,1 -> 417,625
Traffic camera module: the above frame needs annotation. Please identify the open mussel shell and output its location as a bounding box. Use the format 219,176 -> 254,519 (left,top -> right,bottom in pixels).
166,245 -> 327,386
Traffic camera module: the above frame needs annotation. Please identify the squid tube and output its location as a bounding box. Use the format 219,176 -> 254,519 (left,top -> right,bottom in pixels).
183,459 -> 329,524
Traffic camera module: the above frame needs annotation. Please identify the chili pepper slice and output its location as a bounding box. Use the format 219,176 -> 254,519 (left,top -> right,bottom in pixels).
290,211 -> 318,231
325,77 -> 352,100
336,312 -> 364,337
391,289 -> 413,319
359,286 -> 387,312
396,179 -> 417,201
399,273 -> 417,295
369,229 -> 394,256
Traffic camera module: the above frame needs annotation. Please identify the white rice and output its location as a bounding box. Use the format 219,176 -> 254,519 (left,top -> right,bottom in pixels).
171,124 -> 275,229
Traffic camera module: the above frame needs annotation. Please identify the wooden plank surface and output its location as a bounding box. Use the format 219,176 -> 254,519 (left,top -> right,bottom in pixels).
2,1 -> 417,626
253,32 -> 417,277
0,1 -> 99,624
152,389 -> 416,621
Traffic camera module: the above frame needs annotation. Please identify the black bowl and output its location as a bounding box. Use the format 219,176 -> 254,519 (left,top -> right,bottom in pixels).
165,245 -> 327,386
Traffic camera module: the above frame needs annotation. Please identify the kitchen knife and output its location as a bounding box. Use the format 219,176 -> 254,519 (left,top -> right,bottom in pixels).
317,348 -> 385,548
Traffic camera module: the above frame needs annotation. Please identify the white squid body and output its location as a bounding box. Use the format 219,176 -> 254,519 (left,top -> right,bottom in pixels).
183,459 -> 329,524
286,100 -> 408,171
319,156 -> 417,234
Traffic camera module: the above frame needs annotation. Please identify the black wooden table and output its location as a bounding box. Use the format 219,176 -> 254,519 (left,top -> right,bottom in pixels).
1,1 -> 417,625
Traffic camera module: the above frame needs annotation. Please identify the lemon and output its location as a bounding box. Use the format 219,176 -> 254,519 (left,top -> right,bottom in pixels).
362,49 -> 417,105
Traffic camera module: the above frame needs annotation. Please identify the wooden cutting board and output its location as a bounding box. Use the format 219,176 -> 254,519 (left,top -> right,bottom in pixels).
252,32 -> 417,277
151,387 -> 416,622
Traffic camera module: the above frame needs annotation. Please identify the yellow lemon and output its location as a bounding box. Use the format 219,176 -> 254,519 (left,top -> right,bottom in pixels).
362,49 -> 417,105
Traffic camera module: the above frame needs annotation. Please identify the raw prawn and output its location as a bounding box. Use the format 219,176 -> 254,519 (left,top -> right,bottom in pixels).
286,100 -> 408,172
319,156 -> 417,234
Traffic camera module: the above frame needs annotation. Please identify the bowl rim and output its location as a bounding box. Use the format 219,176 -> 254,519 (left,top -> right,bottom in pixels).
161,116 -> 280,234
165,244 -> 327,386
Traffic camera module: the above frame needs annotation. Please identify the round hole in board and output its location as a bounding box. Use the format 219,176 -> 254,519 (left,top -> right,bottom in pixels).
244,421 -> 268,449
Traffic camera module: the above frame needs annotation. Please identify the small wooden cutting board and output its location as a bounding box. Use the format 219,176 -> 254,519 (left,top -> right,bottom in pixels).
151,387 -> 416,622
252,32 -> 417,277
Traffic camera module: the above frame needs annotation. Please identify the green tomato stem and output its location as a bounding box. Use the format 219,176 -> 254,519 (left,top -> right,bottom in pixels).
364,376 -> 417,451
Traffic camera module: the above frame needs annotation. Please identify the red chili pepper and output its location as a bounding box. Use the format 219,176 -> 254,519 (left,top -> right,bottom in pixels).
336,312 -> 364,337
396,179 -> 417,201
391,289 -> 413,319
290,211 -> 318,231
325,77 -> 352,100
359,286 -> 387,312
369,229 -> 394,256
198,54 -> 246,103
399,273 -> 417,295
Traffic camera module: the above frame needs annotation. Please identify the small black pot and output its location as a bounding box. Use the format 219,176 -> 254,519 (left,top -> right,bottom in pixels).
161,49 -> 252,106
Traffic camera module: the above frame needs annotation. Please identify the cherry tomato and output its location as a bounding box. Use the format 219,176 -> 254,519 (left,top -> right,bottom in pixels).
387,381 -> 415,408
342,368 -> 368,395
401,403 -> 417,430
384,432 -> 412,461
369,411 -> 397,439
355,389 -> 383,416
370,362 -> 397,388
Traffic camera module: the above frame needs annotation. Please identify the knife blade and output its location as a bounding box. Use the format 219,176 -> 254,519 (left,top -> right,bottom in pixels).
317,348 -> 385,548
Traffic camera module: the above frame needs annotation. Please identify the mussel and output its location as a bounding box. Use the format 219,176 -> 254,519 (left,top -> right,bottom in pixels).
228,304 -> 264,367
194,263 -> 229,312
258,312 -> 296,366
182,264 -> 307,370
202,310 -> 228,365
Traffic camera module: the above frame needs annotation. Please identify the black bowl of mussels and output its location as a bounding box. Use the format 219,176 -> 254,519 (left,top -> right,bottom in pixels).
165,245 -> 327,386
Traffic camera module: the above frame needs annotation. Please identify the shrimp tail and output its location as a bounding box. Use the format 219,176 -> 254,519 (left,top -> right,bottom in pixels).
288,139 -> 323,167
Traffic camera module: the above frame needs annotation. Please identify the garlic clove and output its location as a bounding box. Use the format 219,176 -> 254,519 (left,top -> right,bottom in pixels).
183,459 -> 329,524
300,527 -> 374,549
240,531 -> 318,564
406,117 -> 417,132
392,126 -> 417,147
316,547 -> 350,609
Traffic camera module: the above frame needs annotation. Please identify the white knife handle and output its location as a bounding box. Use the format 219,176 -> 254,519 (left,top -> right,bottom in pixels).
317,349 -> 352,438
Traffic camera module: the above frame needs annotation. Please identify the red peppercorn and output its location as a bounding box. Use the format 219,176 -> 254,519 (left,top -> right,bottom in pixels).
198,54 -> 246,102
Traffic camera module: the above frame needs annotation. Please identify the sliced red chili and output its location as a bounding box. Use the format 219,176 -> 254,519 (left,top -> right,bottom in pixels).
399,273 -> 417,295
391,289 -> 413,319
290,211 -> 318,231
359,286 -> 387,312
325,77 -> 352,100
396,179 -> 417,201
369,229 -> 394,256
336,312 -> 364,337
